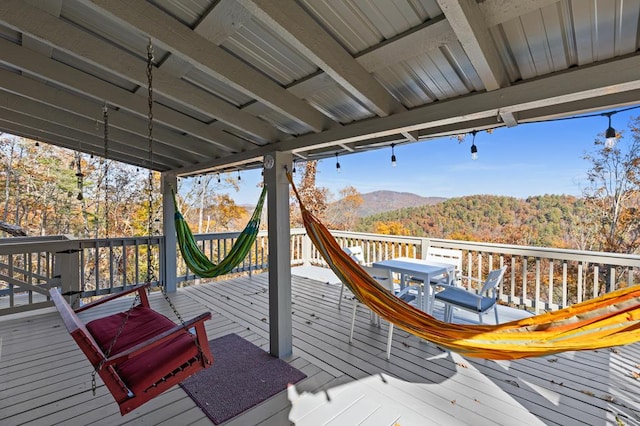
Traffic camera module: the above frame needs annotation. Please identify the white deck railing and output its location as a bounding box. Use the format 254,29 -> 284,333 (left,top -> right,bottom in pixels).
294,229 -> 640,313
1,229 -> 639,315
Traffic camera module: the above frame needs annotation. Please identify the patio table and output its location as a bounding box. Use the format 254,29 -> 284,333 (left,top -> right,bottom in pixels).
372,257 -> 454,314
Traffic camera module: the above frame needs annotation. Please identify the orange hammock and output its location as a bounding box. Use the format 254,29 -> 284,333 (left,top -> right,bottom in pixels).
287,172 -> 640,360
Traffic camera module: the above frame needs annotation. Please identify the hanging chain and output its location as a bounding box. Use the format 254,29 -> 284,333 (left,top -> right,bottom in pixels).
145,39 -> 156,288
145,38 -> 187,326
91,292 -> 140,394
103,103 -> 110,239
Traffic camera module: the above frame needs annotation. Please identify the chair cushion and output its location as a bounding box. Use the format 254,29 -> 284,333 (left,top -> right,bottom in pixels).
87,306 -> 198,394
435,288 -> 495,313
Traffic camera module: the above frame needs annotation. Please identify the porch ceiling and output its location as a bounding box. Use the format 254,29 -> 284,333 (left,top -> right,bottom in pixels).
0,0 -> 639,176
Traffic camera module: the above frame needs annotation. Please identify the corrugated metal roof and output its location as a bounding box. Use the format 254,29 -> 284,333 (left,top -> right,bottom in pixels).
222,18 -> 319,86
183,67 -> 253,107
0,22 -> 21,44
0,0 -> 638,174
149,0 -> 212,28
494,0 -> 640,81
299,0 -> 442,54
61,0 -> 169,63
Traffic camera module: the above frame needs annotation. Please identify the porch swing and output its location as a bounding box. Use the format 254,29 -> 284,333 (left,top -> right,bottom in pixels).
50,40 -> 213,415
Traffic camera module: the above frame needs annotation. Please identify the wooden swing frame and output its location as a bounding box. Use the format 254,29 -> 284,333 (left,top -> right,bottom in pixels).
50,284 -> 212,415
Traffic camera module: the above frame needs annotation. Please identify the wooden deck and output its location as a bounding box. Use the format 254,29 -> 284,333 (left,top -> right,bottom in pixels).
2,268 -> 640,425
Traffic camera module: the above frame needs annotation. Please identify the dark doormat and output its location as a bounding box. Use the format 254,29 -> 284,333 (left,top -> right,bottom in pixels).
180,333 -> 306,424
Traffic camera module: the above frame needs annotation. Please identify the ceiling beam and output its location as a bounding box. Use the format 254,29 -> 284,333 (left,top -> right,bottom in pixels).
170,53 -> 640,175
356,16 -> 457,73
0,37 -> 251,154
195,0 -> 253,44
479,0 -> 561,27
238,0 -> 405,117
0,0 -> 280,143
0,68 -> 213,161
498,110 -> 519,127
88,0 -> 334,134
287,0 -> 554,101
436,0 -> 509,91
0,89 -> 205,166
515,88 -> 640,123
0,111 -> 180,170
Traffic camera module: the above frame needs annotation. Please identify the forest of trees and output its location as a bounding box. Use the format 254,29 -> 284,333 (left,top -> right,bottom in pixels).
356,194 -> 587,247
0,136 -> 248,239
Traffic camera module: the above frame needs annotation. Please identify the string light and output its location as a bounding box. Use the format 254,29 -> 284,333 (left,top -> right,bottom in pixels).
391,143 -> 397,167
237,170 -> 241,181
292,160 -> 297,175
604,112 -> 617,148
75,152 -> 84,201
217,173 -> 221,183
335,152 -> 341,173
469,130 -> 478,160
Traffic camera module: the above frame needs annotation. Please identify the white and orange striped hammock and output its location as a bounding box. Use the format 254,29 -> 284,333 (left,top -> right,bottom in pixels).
287,172 -> 640,360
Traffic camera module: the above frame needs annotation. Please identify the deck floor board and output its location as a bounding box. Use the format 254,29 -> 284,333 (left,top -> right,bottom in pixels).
1,269 -> 639,425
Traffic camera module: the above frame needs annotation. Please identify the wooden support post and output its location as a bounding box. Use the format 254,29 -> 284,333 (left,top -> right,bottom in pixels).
265,151 -> 293,358
162,173 -> 178,293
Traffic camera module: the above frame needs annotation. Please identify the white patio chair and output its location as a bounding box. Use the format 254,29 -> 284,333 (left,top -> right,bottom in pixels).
349,265 -> 396,359
424,247 -> 463,286
339,246 -> 366,308
434,267 -> 507,324
406,247 -> 463,288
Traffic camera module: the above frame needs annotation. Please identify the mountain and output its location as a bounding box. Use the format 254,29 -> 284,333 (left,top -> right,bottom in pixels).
356,194 -> 586,247
336,190 -> 446,217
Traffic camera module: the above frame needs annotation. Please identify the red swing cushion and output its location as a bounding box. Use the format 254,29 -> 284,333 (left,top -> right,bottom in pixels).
86,306 -> 199,394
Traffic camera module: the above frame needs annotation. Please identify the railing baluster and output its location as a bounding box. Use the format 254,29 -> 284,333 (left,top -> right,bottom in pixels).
9,254 -> 14,307
510,256 -> 516,303
548,260 -> 554,310
562,261 -> 568,308
477,253 -> 483,289
27,252 -> 33,304
498,255 -> 505,301
577,262 -> 583,303
534,258 -> 541,314
522,257 -> 528,307
109,241 -> 114,291
609,266 -> 616,292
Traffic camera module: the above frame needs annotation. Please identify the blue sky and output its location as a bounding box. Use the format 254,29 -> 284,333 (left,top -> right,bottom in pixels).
222,107 -> 640,205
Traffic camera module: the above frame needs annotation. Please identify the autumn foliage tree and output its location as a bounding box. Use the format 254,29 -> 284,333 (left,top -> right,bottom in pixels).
582,115 -> 640,254
290,160 -> 329,227
326,185 -> 363,230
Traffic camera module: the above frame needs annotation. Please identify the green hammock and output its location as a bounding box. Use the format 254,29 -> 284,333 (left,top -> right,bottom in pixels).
172,186 -> 267,278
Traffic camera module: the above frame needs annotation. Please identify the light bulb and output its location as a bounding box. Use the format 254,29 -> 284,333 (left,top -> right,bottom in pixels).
391,144 -> 397,167
604,114 -> 617,148
605,127 -> 616,148
470,130 -> 478,160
